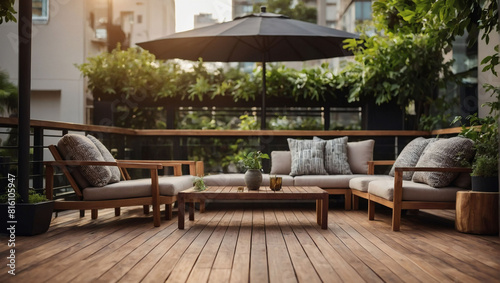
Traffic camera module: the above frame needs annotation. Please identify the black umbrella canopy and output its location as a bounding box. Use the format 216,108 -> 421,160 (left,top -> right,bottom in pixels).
137,7 -> 359,129
138,8 -> 358,63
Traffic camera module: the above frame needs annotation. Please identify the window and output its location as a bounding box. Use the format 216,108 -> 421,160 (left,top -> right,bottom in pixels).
355,1 -> 372,21
33,0 -> 49,24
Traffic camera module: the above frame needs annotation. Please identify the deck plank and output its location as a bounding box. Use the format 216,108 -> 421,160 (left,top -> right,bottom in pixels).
249,208 -> 269,283
285,209 -> 342,282
276,210 -> 322,283
264,209 -> 297,283
228,209 -> 252,283
208,210 -> 242,282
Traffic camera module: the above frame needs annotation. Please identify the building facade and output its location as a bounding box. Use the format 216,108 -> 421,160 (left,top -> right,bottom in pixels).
0,0 -> 175,124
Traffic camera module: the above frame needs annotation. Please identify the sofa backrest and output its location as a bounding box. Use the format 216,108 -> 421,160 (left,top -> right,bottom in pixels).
270,139 -> 375,175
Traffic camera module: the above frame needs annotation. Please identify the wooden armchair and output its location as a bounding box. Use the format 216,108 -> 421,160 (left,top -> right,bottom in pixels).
45,139 -> 204,227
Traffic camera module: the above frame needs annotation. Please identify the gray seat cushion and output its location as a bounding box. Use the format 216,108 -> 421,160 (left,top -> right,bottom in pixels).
293,174 -> 369,188
203,173 -> 294,187
349,175 -> 393,192
367,179 -> 466,202
83,175 -> 194,201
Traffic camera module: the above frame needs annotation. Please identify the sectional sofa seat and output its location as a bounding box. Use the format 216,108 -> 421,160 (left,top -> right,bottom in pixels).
82,175 -> 195,201
204,138 -> 376,209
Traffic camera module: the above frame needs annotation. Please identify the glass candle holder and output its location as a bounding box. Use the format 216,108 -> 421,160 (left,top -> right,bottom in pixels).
270,176 -> 282,191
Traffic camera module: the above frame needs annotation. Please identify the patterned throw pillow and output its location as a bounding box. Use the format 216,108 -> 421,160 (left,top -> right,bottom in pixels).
287,138 -> 327,176
87,135 -> 121,184
57,134 -> 112,187
412,137 -> 474,188
389,137 -> 434,180
314,136 -> 352,175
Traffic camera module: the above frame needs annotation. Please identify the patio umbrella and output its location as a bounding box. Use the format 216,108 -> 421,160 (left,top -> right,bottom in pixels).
137,6 -> 359,129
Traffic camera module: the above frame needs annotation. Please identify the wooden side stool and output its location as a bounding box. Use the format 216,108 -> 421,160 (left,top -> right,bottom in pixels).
455,191 -> 499,235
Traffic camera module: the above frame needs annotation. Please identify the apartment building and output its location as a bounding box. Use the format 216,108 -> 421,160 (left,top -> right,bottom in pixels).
0,0 -> 175,124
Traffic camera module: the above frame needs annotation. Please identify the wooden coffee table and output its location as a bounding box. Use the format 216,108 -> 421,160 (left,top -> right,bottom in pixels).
177,186 -> 329,229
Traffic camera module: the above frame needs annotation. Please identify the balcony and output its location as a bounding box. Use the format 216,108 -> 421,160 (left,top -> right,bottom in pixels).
0,117 -> 499,282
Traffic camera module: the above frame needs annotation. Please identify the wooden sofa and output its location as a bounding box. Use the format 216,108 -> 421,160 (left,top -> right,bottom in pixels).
45,134 -> 204,227
350,136 -> 475,231
350,161 -> 472,231
203,139 -> 377,210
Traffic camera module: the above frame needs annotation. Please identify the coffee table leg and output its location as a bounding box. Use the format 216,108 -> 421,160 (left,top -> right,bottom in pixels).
322,194 -> 328,229
316,199 -> 321,226
178,196 -> 185,229
189,200 -> 195,221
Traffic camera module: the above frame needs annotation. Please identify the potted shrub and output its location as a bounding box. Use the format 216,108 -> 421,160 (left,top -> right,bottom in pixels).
453,85 -> 499,192
239,151 -> 269,190
0,187 -> 54,236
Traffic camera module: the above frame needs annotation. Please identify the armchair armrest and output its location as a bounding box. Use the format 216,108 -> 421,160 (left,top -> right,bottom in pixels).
367,160 -> 395,175
45,160 -> 163,169
393,167 -> 472,174
117,160 -> 204,177
116,161 -> 182,179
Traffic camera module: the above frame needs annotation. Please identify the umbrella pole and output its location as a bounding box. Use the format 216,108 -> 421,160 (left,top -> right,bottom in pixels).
261,62 -> 266,130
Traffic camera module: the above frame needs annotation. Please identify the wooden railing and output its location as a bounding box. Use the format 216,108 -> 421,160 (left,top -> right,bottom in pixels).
0,117 -> 462,198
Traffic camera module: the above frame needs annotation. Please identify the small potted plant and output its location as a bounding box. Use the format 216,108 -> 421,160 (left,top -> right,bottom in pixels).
239,151 -> 269,190
0,188 -> 54,236
453,85 -> 499,192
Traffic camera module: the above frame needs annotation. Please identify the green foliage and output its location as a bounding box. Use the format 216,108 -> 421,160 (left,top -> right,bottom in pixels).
193,177 -> 206,191
0,71 -> 18,116
338,0 -> 499,130
0,189 -> 49,204
452,84 -> 499,177
339,19 -> 456,127
269,116 -> 323,130
76,45 -> 173,102
0,0 -> 16,24
239,151 -> 270,170
78,46 -> 341,128
481,44 -> 499,77
77,47 -> 339,105
342,32 -> 453,110
418,89 -> 460,131
239,115 -> 258,130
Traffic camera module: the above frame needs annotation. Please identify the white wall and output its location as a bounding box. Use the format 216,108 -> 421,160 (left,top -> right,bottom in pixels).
0,0 -> 86,124
477,30 -> 500,118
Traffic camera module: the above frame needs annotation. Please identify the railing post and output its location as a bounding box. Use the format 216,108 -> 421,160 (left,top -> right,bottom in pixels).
33,127 -> 44,191
323,101 -> 331,130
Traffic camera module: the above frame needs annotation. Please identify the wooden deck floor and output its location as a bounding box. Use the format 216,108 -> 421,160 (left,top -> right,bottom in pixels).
1,200 -> 499,283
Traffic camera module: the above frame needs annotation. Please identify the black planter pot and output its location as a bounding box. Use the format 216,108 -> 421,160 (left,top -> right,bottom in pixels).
0,201 -> 54,236
471,176 -> 499,192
